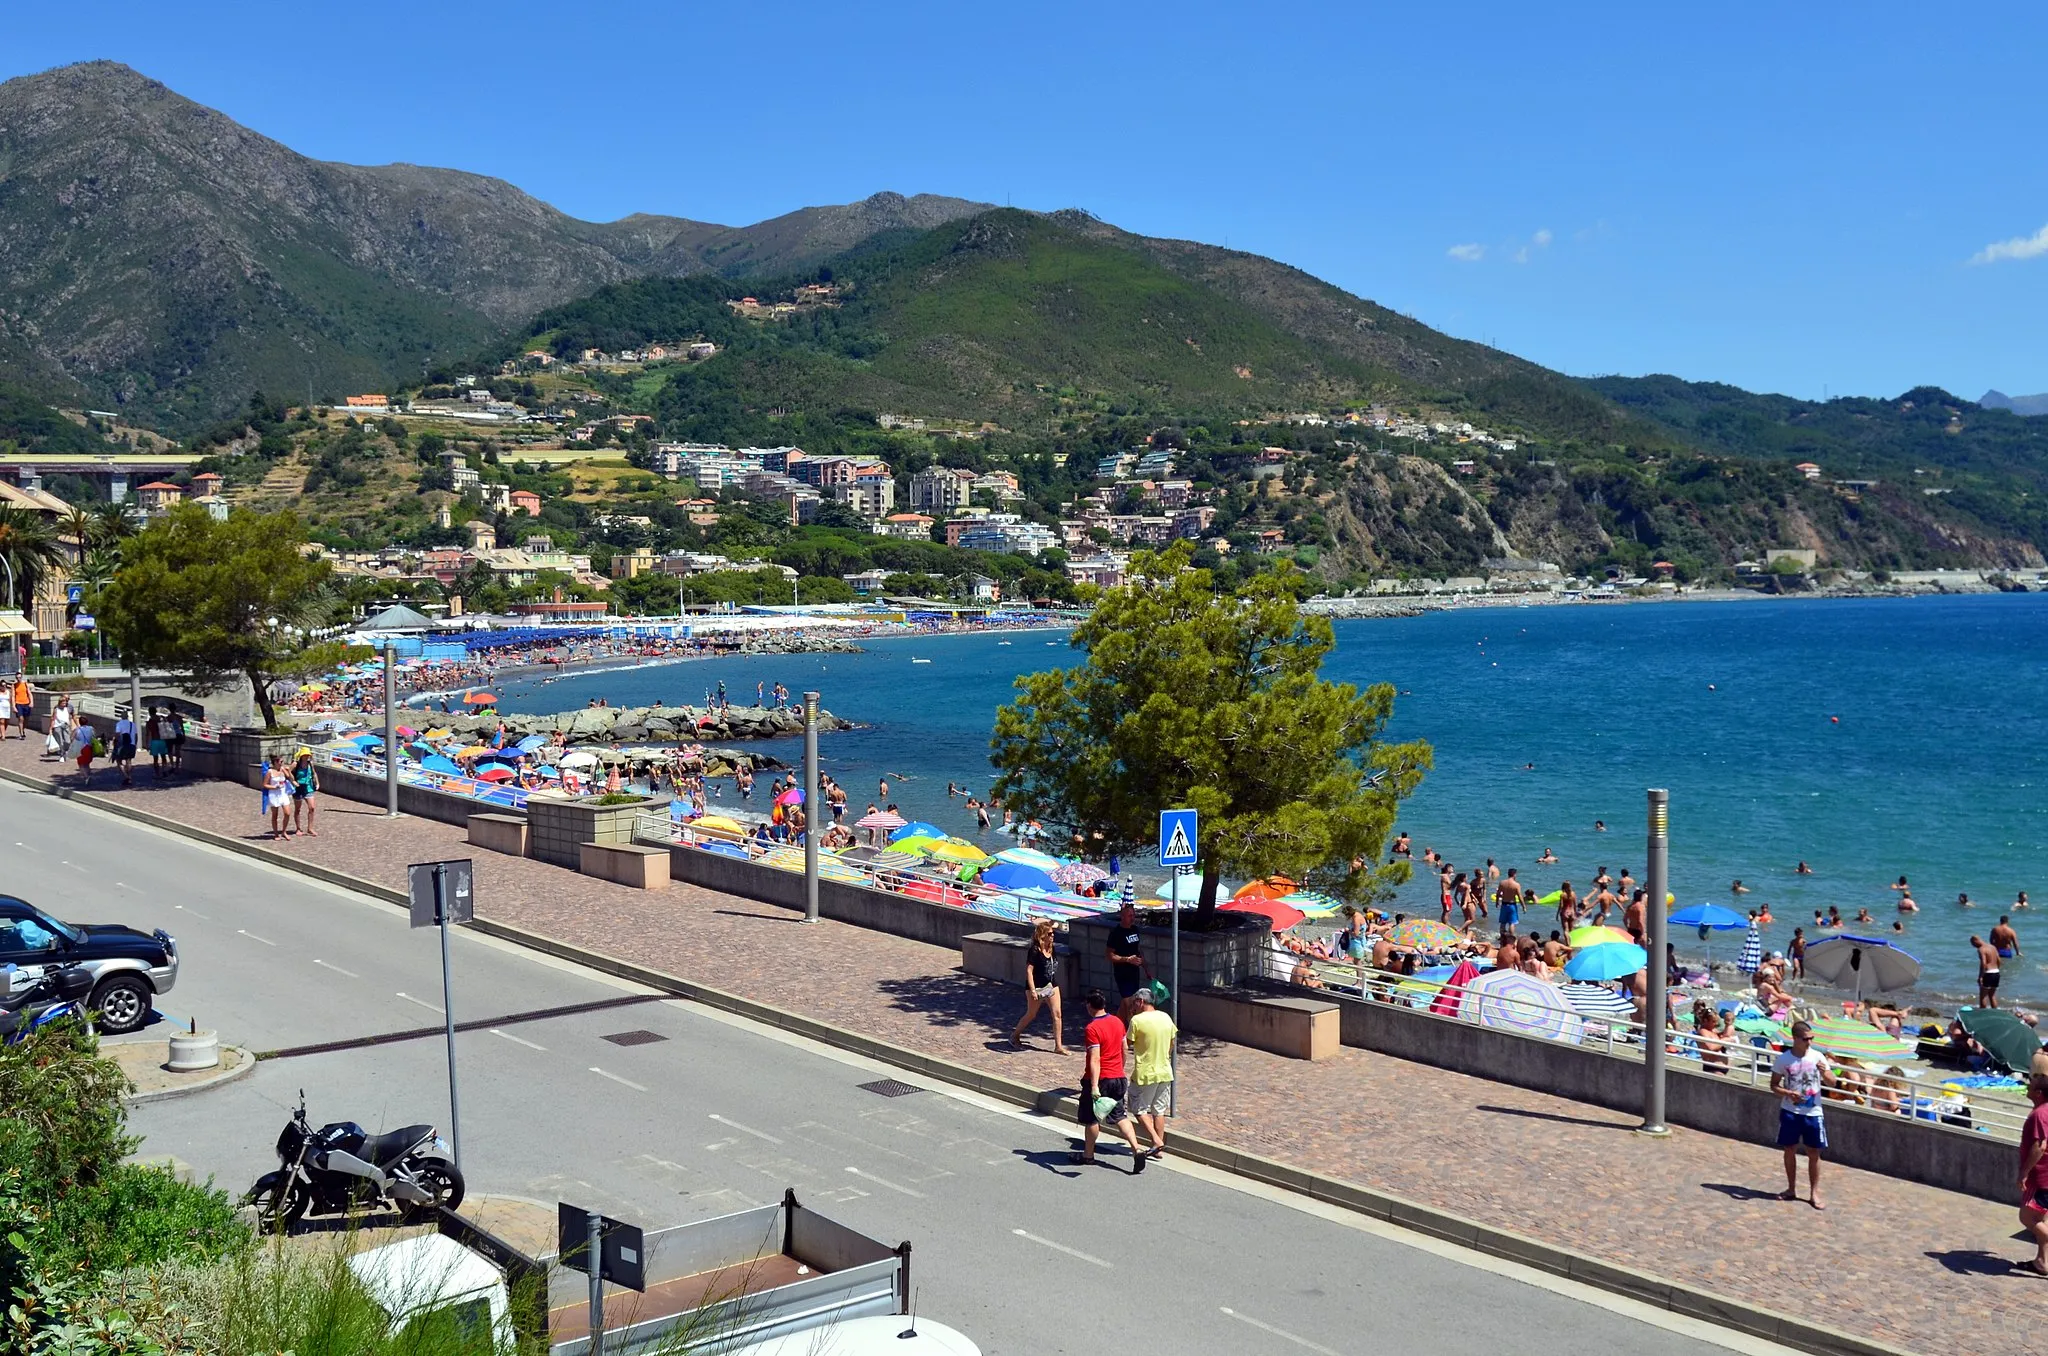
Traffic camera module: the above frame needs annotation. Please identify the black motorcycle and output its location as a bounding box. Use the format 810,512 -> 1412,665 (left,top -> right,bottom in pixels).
246,1090 -> 464,1231
0,966 -> 94,1044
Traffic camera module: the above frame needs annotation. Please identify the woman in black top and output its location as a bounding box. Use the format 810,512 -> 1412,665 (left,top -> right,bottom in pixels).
1011,920 -> 1066,1053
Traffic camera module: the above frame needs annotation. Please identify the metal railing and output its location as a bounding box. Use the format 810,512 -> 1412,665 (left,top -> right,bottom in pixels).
1271,953 -> 2028,1141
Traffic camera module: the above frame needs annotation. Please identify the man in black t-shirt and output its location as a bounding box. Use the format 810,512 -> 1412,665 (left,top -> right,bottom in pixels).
1107,899 -> 1149,1020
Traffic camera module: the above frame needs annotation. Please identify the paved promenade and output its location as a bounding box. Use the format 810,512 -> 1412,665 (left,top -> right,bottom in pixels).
5,739 -> 2038,1354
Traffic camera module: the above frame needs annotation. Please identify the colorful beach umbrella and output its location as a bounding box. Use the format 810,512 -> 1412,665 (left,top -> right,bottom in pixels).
1387,919 -> 1461,950
1563,942 -> 1648,983
888,821 -> 945,842
1153,873 -> 1214,905
926,840 -> 991,865
464,693 -> 499,706
1567,925 -> 1634,949
901,878 -> 971,907
775,787 -> 805,806
1050,862 -> 1111,889
1457,969 -> 1585,1044
1220,896 -> 1306,930
1807,1017 -> 1917,1061
856,810 -> 907,831
995,846 -> 1063,870
1278,890 -> 1345,919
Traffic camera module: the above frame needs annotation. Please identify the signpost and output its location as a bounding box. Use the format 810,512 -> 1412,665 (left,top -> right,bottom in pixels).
407,859 -> 474,1169
1159,809 -> 1198,1118
557,1202 -> 647,1356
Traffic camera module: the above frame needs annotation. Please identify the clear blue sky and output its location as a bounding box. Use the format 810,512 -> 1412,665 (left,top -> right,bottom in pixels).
9,2 -> 2046,401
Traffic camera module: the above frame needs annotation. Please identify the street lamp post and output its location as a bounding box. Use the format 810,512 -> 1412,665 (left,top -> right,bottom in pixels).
382,643 -> 399,817
802,691 -> 820,923
1640,788 -> 1671,1136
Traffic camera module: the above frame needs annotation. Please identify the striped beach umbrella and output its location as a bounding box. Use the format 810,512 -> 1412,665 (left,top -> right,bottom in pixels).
1457,969 -> 1586,1044
996,847 -> 1063,871
1807,1017 -> 1917,1061
856,810 -> 906,831
1559,981 -> 1636,1018
1278,890 -> 1345,919
1050,861 -> 1110,889
1738,924 -> 1763,975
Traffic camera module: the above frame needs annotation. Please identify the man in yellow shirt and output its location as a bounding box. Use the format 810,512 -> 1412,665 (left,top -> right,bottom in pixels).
1126,987 -> 1177,1160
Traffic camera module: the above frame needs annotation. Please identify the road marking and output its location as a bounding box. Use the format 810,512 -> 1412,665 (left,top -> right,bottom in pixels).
61,859 -> 87,873
115,881 -> 142,893
13,842 -> 37,852
1218,1307 -> 1342,1355
708,1114 -> 782,1144
1011,1228 -> 1111,1268
236,929 -> 276,947
175,904 -> 212,920
589,1067 -> 647,1092
491,1028 -> 546,1051
312,959 -> 359,978
396,992 -> 444,1014
845,1166 -> 924,1198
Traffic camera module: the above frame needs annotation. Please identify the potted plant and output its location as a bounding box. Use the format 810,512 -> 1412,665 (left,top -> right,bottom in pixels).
526,792 -> 667,868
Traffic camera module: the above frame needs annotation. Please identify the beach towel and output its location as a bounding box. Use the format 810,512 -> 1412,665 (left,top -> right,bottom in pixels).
1738,925 -> 1762,974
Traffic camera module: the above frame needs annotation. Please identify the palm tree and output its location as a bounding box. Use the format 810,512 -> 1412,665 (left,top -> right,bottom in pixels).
0,504 -> 65,612
91,500 -> 137,545
59,505 -> 97,554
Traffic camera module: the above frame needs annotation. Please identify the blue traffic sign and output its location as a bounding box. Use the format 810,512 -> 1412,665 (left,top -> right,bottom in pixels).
1159,808 -> 1198,867
66,584 -> 84,604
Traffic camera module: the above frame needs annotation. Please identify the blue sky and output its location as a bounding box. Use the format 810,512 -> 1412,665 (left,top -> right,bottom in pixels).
9,2 -> 2046,400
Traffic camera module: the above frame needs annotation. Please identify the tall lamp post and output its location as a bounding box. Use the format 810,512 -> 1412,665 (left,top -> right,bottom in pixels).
802,691 -> 820,923
1640,788 -> 1671,1136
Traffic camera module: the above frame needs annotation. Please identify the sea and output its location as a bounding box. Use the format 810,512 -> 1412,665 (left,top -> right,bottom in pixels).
489,593 -> 2048,1006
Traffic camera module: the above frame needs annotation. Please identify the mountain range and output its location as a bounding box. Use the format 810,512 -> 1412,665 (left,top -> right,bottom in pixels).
2,60 -> 2046,575
1980,390 -> 2048,417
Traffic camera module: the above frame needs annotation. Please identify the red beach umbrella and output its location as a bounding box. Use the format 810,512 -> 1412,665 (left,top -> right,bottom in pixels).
1221,896 -> 1307,930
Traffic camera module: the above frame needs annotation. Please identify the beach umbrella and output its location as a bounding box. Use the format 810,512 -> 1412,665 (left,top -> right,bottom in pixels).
1563,942 -> 1648,983
694,814 -> 744,834
421,754 -> 462,776
347,732 -> 384,748
1807,1016 -> 1917,1061
474,766 -> 514,782
1560,981 -> 1637,1018
395,726 -> 417,739
457,744 -> 489,757
692,838 -> 751,860
1430,960 -> 1483,1017
979,862 -> 1060,892
888,821 -> 945,843
1050,861 -> 1110,888
308,718 -> 355,733
1669,903 -> 1748,931
1233,876 -> 1296,901
1567,925 -> 1635,949
558,749 -> 600,769
1957,1007 -> 2045,1076
465,693 -> 499,706
995,846 -> 1063,870
1220,896 -> 1306,930
775,787 -> 804,806
926,840 -> 991,865
1458,969 -> 1585,1044
424,727 -> 453,740
1153,874 -> 1214,905
888,836 -> 940,857
1387,919 -> 1461,950
1278,890 -> 1345,919
1801,935 -> 1921,1000
516,734 -> 549,752
901,878 -> 971,907
857,810 -> 907,831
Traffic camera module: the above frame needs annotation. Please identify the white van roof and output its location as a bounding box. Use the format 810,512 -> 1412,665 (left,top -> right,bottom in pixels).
724,1315 -> 979,1356
347,1234 -> 504,1316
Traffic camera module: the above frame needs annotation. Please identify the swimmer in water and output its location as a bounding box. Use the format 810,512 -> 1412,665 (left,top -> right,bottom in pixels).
1537,847 -> 1558,864
2017,891 -> 2031,911
1795,861 -> 1813,875
1756,903 -> 1774,925
1594,820 -> 1607,832
1958,892 -> 1975,909
1730,880 -> 1750,897
1890,875 -> 1910,894
1898,892 -> 1918,913
1854,908 -> 1875,924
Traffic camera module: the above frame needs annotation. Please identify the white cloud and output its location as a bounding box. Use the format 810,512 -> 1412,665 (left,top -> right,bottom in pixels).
1511,228 -> 1554,265
1447,243 -> 1485,262
1533,228 -> 1554,248
1970,223 -> 2048,265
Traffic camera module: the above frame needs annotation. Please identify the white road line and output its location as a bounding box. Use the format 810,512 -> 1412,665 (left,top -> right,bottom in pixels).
396,992 -> 444,1014
491,1028 -> 546,1051
61,859 -> 87,873
845,1166 -> 924,1198
13,842 -> 37,852
115,881 -> 143,893
708,1114 -> 782,1144
312,959 -> 359,978
175,903 -> 212,920
1010,1228 -> 1111,1268
1217,1308 -> 1342,1355
237,929 -> 277,947
589,1067 -> 647,1092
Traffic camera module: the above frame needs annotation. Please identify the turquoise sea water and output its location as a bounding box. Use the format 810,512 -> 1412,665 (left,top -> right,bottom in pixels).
492,595 -> 2048,1005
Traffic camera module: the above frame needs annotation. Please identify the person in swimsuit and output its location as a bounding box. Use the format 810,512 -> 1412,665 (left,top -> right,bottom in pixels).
1992,916 -> 2022,963
1975,935 -> 2004,1010
1795,861 -> 1813,875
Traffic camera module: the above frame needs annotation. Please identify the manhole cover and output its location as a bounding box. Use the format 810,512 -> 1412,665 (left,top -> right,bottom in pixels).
602,1030 -> 667,1047
857,1078 -> 922,1098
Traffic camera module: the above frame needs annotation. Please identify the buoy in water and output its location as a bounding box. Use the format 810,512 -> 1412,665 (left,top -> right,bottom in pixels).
1830,716 -> 1840,724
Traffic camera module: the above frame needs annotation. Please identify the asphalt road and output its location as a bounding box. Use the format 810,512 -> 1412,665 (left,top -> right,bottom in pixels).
7,782 -> 1797,1356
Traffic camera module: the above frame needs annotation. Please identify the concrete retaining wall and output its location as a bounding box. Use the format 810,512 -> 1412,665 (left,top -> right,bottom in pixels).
1182,987 -> 1340,1060
665,844 -> 1033,949
311,762 -> 489,828
579,842 -> 670,889
468,813 -> 530,857
962,932 -> 1079,1004
1294,980 -> 2018,1203
1066,912 -> 1273,999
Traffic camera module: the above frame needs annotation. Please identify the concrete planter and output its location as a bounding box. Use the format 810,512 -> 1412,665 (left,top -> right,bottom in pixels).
526,794 -> 667,868
1066,908 -> 1274,998
218,730 -> 303,788
166,1028 -> 221,1071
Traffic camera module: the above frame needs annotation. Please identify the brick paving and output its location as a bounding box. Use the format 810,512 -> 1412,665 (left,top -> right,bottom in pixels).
8,739 -> 2041,1354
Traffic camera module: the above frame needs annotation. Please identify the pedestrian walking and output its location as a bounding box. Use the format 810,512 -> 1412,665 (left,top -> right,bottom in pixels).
144,708 -> 167,778
44,694 -> 73,762
2017,1075 -> 2048,1276
1127,986 -> 1176,1159
70,716 -> 96,782
290,749 -> 320,836
263,759 -> 293,839
1071,990 -> 1145,1172
1974,935 -> 2004,1010
1106,899 -> 1150,1021
110,709 -> 137,785
4,674 -> 29,739
1770,1019 -> 1836,1209
1011,920 -> 1065,1052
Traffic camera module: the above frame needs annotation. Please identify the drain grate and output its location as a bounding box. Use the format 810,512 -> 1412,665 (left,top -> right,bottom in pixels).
857,1078 -> 923,1098
602,1030 -> 668,1047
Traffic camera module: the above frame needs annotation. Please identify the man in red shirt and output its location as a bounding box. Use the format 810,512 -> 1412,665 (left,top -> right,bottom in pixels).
1071,989 -> 1145,1172
2017,1077 -> 2048,1276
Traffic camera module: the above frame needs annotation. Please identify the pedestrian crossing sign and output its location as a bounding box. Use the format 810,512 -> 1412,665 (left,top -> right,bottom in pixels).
1159,809 -> 1198,867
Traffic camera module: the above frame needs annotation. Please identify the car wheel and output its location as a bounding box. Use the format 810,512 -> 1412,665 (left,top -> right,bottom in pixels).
89,974 -> 152,1034
400,1162 -> 465,1218
247,1172 -> 309,1234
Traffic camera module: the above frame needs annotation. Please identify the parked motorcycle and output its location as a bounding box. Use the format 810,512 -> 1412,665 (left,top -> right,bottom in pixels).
245,1090 -> 464,1231
0,965 -> 94,1044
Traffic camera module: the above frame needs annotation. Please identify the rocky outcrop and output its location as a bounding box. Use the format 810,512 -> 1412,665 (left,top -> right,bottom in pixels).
409,702 -> 851,746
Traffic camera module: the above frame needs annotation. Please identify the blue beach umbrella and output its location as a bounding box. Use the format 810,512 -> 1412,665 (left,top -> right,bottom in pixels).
347,732 -> 383,748
1564,942 -> 1649,983
1669,904 -> 1747,931
979,862 -> 1060,893
516,734 -> 549,752
888,821 -> 946,843
420,754 -> 463,776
